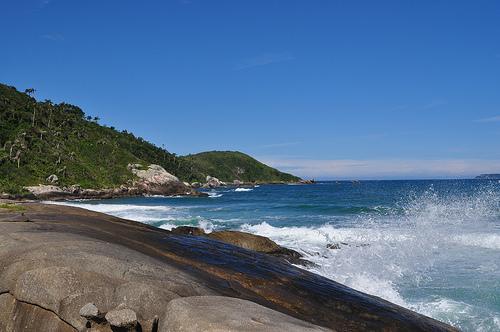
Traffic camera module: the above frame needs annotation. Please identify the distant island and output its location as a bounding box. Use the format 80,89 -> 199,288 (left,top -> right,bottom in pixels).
0,83 -> 302,198
475,174 -> 500,179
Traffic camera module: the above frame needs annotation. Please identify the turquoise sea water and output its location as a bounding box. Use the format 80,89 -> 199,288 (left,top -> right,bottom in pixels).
53,180 -> 500,331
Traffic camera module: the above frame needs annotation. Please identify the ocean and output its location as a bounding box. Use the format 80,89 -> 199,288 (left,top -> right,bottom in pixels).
51,179 -> 500,331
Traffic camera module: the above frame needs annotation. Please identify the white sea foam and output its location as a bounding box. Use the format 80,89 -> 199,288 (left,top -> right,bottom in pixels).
159,217 -> 217,232
46,201 -> 183,225
450,233 -> 500,249
235,188 -> 253,192
239,216 -> 499,321
47,201 -> 172,213
410,298 -> 500,332
240,221 -> 411,305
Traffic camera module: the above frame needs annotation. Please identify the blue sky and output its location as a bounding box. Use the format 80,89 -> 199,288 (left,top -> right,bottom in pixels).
2,1 -> 500,180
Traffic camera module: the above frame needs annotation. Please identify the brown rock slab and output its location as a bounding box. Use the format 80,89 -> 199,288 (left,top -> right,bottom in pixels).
162,296 -> 331,331
0,203 -> 460,332
0,293 -> 76,332
205,230 -> 281,253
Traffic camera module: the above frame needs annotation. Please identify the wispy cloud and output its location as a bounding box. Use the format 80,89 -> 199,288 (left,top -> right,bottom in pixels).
256,157 -> 500,180
387,100 -> 448,111
37,0 -> 51,10
257,142 -> 300,149
473,116 -> 500,123
418,100 -> 448,109
234,53 -> 294,70
42,34 -> 65,41
335,133 -> 388,143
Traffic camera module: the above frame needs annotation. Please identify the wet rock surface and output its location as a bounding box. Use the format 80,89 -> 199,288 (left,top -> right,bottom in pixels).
0,202 -> 460,332
171,227 -> 317,268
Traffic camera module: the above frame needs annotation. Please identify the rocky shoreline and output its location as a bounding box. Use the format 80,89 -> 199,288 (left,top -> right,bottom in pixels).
171,226 -> 317,268
1,164 -> 316,201
0,201 -> 459,331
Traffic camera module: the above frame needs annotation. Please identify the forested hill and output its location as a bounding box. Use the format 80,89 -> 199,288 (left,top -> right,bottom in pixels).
0,83 -> 301,193
181,151 -> 301,183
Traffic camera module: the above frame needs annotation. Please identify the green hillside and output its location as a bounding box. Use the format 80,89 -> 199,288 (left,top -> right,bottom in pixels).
180,151 -> 301,183
0,84 -> 301,193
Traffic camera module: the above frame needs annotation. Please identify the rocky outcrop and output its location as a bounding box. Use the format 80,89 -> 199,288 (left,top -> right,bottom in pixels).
171,227 -> 282,253
25,184 -> 64,196
170,225 -> 207,236
203,176 -> 226,188
0,203 -> 460,332
130,164 -> 205,196
171,227 -> 316,268
19,164 -> 208,200
207,230 -> 281,252
23,184 -> 143,201
46,174 -> 58,184
191,176 -> 315,189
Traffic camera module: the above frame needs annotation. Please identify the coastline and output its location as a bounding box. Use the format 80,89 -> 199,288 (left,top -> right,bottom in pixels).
0,179 -> 316,202
0,201 -> 459,331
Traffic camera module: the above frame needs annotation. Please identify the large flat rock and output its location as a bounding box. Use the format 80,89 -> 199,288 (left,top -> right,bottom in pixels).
0,203 -> 459,332
162,296 -> 331,331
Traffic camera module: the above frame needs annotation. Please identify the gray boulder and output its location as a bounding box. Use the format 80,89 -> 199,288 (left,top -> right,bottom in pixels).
206,176 -> 222,188
25,184 -> 63,195
127,163 -> 143,170
131,164 -> 205,196
69,184 -> 82,194
46,174 -> 58,183
161,296 -> 331,331
79,302 -> 102,320
105,304 -> 139,331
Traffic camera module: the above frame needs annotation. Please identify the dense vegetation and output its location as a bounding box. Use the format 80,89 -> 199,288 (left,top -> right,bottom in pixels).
180,151 -> 301,183
0,83 -> 301,193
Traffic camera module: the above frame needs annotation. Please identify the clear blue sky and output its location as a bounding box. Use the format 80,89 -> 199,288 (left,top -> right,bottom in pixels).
2,1 -> 500,180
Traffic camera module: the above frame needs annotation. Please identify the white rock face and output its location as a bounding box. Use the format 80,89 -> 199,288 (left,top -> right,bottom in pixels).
25,184 -> 63,195
132,164 -> 181,185
46,174 -> 58,183
130,164 -> 191,196
206,176 -> 222,188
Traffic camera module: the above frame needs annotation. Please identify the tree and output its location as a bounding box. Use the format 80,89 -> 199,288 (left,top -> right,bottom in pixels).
30,102 -> 37,126
44,99 -> 54,128
24,88 -> 36,98
162,144 -> 167,161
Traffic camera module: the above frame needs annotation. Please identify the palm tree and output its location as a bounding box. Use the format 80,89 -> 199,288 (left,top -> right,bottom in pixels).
44,99 -> 53,128
24,88 -> 36,98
